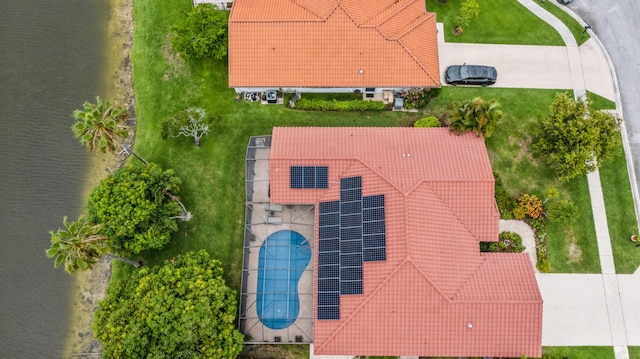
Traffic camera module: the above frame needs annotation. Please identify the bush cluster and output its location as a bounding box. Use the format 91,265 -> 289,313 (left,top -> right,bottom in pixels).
413,116 -> 441,128
531,218 -> 551,273
480,231 -> 525,253
294,98 -> 385,112
403,87 -> 441,110
494,172 -> 518,219
515,193 -> 544,219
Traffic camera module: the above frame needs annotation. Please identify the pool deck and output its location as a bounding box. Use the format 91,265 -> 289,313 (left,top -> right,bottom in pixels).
241,144 -> 316,343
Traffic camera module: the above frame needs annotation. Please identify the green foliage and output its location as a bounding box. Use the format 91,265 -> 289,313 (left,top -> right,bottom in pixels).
294,98 -> 385,112
518,193 -> 544,219
537,257 -> 551,273
460,0 -> 480,18
86,163 -> 183,254
171,4 -> 229,61
72,96 -> 129,153
534,92 -> 621,182
548,199 -> 579,226
494,172 -> 518,219
449,97 -> 503,138
162,108 -> 215,146
414,116 -> 441,128
92,250 -> 244,358
46,215 -> 109,274
404,88 -> 432,109
480,231 -> 525,253
513,206 -> 526,220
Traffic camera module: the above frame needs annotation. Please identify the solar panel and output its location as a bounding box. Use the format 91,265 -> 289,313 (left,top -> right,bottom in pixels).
340,227 -> 361,241
340,240 -> 362,254
318,264 -> 339,279
364,247 -> 386,262
318,252 -> 339,265
319,239 -> 339,252
319,226 -> 339,240
340,214 -> 362,228
315,167 -> 328,188
363,234 -> 385,249
340,188 -> 362,202
290,166 -> 329,189
363,194 -> 384,209
340,176 -> 362,190
318,278 -> 340,292
340,266 -> 363,281
363,207 -> 384,222
290,166 -> 303,188
340,253 -> 362,267
340,280 -> 363,295
363,220 -> 385,235
340,201 -> 361,215
319,213 -> 339,226
317,292 -> 340,306
317,306 -> 340,320
320,201 -> 339,214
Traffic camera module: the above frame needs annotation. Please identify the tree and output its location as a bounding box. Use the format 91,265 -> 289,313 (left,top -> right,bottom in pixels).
449,97 -> 503,138
46,216 -> 142,273
72,97 -> 148,164
86,163 -> 186,254
46,216 -> 109,273
162,108 -> 213,147
534,92 -> 620,181
453,0 -> 480,34
172,4 -> 229,61
92,250 -> 244,358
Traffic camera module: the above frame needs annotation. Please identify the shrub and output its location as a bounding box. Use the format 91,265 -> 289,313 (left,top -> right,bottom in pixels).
171,4 -> 229,61
537,257 -> 551,273
404,88 -> 430,109
547,199 -> 579,226
480,232 -> 524,253
494,172 -> 518,219
414,116 -> 441,128
513,206 -> 526,220
294,98 -> 384,112
518,194 -> 544,219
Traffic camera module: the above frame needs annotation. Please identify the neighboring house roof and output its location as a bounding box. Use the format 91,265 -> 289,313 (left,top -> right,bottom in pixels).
269,127 -> 542,358
228,0 -> 440,88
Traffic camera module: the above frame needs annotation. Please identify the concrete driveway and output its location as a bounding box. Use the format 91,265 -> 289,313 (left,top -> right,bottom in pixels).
437,24 -> 615,101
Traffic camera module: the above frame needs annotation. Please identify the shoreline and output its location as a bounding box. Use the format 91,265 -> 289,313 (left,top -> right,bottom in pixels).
64,0 -> 136,356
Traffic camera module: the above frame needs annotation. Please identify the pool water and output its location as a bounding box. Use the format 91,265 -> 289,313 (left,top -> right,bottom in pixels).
257,230 -> 311,330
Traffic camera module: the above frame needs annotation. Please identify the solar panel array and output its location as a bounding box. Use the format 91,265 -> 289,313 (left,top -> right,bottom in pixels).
290,166 -> 328,189
317,176 -> 386,320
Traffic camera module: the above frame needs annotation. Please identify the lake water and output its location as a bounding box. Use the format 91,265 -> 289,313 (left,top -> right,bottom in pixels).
0,0 -> 109,356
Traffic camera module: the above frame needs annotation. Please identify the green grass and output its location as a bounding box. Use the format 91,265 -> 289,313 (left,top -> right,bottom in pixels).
426,0 -> 563,45
426,0 -> 590,46
534,0 -> 591,45
588,91 -> 616,110
600,132 -> 640,273
542,346 -> 615,358
629,347 -> 640,359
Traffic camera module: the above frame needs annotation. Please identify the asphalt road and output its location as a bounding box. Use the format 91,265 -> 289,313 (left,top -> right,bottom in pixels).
567,1 -> 640,199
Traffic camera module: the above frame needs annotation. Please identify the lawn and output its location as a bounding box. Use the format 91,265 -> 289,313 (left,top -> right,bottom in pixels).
600,132 -> 640,274
630,347 -> 640,359
426,0 -> 565,45
542,346 -> 615,358
535,0 -> 591,45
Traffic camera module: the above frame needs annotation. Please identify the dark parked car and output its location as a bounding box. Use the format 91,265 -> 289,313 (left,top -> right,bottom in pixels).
445,65 -> 497,86
557,0 -> 573,4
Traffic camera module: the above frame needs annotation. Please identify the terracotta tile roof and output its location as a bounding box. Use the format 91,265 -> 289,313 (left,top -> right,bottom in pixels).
268,127 -> 542,358
228,0 -> 440,88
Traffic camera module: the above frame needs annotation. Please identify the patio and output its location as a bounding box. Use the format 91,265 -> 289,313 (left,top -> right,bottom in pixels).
239,136 -> 316,344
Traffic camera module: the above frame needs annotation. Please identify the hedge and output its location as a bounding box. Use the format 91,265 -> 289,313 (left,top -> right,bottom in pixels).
294,98 -> 385,112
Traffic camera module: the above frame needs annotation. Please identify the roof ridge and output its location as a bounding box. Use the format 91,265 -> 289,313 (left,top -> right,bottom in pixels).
315,258 -> 411,353
412,181 -> 481,243
376,0 -> 424,39
364,0 -> 415,27
397,13 -> 439,85
405,257 -> 452,302
287,0 -> 332,20
450,255 -> 488,301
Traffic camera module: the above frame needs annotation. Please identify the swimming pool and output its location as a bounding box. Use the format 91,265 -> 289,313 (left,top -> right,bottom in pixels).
257,230 -> 311,330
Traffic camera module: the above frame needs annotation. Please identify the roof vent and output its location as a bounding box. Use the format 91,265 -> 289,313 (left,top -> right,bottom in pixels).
467,323 -> 473,329
359,69 -> 364,74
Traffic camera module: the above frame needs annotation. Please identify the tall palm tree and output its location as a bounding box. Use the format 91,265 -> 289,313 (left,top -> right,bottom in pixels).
449,97 -> 503,138
46,216 -> 141,274
72,97 -> 148,164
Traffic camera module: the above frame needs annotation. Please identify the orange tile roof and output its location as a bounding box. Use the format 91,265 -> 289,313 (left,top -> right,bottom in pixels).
269,127 -> 542,358
228,0 -> 440,88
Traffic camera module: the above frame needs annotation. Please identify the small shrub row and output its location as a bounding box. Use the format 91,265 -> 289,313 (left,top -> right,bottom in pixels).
494,172 -> 518,219
294,98 -> 384,112
480,231 -> 525,253
413,116 -> 441,128
403,87 -> 441,109
531,218 -> 551,273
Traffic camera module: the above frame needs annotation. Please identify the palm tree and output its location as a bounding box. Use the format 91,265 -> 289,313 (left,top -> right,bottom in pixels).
46,216 -> 141,274
145,163 -> 192,221
72,97 -> 148,164
449,97 -> 503,138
